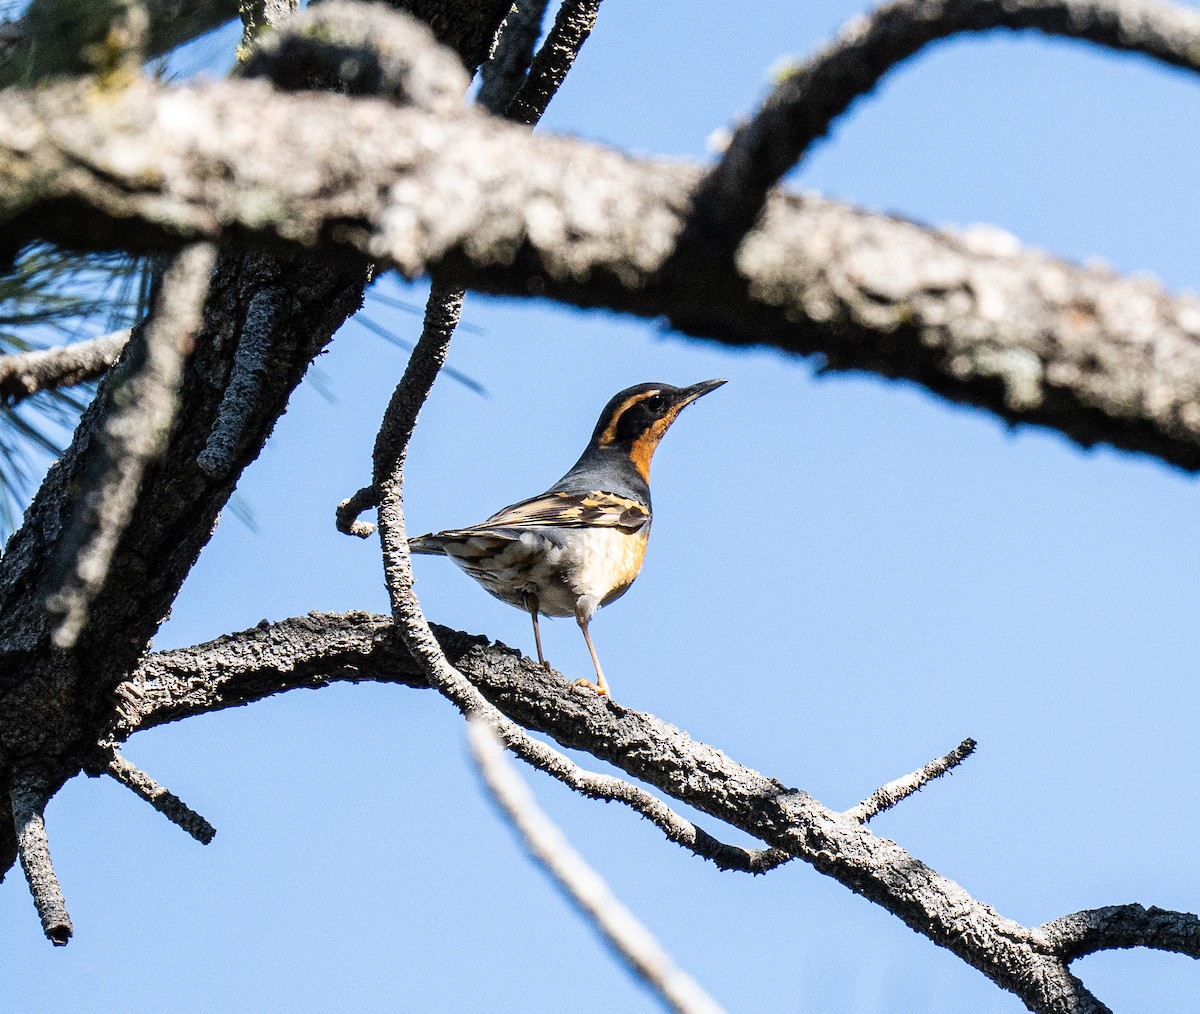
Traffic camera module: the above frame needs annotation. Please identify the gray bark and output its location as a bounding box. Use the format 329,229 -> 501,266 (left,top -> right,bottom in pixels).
116,611 -> 1200,1014
4,75 -> 1200,470
0,0 -> 509,899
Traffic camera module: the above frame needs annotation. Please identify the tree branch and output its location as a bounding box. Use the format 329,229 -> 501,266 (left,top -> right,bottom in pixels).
845,737 -> 976,824
0,0 -> 240,87
1040,904 -> 1200,963
336,484 -> 379,537
112,610 -> 1195,1010
102,746 -> 216,844
477,0 -> 550,112
10,768 -> 72,945
0,0 -> 513,945
334,0 -> 602,530
504,0 -> 604,124
0,329 -> 130,404
43,243 -> 216,649
468,718 -> 726,1014
116,618 -> 792,876
6,66 -> 1200,472
690,0 -> 1200,250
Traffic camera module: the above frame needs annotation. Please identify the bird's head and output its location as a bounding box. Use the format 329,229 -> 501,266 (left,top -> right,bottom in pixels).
589,379 -> 726,480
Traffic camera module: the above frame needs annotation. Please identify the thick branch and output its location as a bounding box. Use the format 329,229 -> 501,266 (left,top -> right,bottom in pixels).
0,0 -> 514,770
115,611 -> 1175,1011
692,0 -> 1200,249
6,74 -> 1200,471
1041,904 -> 1200,963
44,243 -> 215,648
0,329 -> 129,404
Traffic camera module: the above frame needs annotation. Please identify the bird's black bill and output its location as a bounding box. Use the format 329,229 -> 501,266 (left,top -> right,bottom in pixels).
678,378 -> 727,406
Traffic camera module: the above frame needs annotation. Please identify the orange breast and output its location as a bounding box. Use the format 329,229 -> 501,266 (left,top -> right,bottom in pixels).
591,527 -> 649,607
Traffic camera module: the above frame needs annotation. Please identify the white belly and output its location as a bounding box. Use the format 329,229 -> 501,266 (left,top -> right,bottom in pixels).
445,526 -> 648,620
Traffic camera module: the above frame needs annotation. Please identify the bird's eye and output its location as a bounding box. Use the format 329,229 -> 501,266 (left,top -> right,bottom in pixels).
645,394 -> 667,411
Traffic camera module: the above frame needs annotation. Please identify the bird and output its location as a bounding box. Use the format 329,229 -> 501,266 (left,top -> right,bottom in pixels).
408,379 -> 726,698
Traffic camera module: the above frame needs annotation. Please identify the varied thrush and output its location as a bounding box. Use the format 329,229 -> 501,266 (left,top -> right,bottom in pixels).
409,380 -> 726,697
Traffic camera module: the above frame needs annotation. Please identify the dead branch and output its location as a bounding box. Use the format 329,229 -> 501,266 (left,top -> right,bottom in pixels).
845,737 -> 977,823
111,610 -> 1197,1011
0,329 -> 129,404
1040,904 -> 1200,962
6,65 -> 1200,471
102,747 -> 216,844
690,0 -> 1200,250
477,0 -> 551,111
504,0 -> 605,123
10,768 -> 72,945
468,718 -> 727,1014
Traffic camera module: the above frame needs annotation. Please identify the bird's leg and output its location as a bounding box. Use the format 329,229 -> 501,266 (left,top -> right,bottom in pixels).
525,593 -> 550,670
572,611 -> 610,697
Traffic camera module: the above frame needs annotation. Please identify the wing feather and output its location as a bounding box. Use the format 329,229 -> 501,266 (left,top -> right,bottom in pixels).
482,490 -> 649,533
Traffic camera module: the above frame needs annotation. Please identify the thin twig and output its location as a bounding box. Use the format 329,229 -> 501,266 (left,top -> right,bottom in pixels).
845,738 -> 976,824
103,747 -> 216,844
337,0 -> 599,532
469,719 -> 727,1014
10,768 -> 72,945
689,0 -> 1200,250
44,243 -> 216,648
0,329 -> 130,405
505,0 -> 604,125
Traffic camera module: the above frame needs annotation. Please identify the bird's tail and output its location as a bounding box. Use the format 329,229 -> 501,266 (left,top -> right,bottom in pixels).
408,533 -> 448,554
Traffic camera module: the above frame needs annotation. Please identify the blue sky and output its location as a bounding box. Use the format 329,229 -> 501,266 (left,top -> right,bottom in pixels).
5,1 -> 1200,1011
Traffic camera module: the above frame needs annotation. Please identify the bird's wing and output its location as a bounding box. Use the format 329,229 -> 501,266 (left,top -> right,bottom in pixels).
409,492 -> 649,553
480,490 -> 650,533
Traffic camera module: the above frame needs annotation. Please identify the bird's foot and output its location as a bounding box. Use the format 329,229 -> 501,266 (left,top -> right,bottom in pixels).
572,677 -> 609,697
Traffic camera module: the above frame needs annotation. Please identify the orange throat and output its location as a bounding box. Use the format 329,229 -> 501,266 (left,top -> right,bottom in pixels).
627,408 -> 681,481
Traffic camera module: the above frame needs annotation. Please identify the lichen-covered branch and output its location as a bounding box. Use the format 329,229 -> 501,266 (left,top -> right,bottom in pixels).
239,1 -> 471,110
5,70 -> 1200,471
690,0 -> 1200,249
0,329 -> 129,404
111,610 -> 1196,1012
